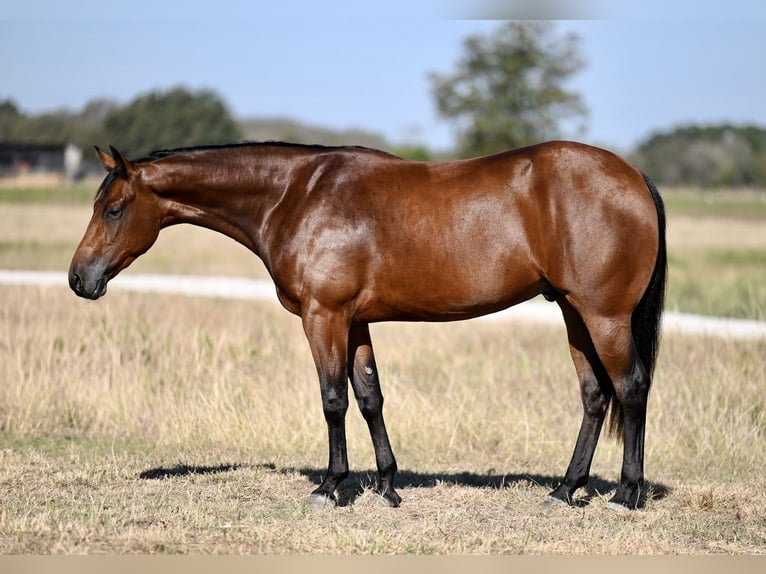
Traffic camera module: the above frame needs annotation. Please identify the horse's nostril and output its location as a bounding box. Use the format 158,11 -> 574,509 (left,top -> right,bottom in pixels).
70,272 -> 83,294
95,277 -> 106,298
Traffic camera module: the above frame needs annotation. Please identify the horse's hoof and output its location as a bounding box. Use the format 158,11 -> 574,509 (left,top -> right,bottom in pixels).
542,494 -> 569,508
374,490 -> 401,508
306,492 -> 337,507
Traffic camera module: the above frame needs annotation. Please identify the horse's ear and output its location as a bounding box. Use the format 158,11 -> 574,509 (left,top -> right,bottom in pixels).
94,146 -> 116,171
108,145 -> 135,176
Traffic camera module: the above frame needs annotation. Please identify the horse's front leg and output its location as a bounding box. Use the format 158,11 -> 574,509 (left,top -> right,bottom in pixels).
302,306 -> 351,506
348,323 -> 401,507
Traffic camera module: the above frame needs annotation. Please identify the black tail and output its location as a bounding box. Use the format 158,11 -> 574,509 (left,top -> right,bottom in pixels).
608,174 -> 667,438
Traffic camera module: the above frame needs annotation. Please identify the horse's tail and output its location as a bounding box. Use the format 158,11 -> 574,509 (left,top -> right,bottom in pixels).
607,173 -> 667,438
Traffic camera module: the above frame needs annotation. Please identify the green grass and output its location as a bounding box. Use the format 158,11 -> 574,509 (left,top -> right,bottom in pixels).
667,250 -> 766,320
0,183 -> 96,205
662,187 -> 766,219
0,239 -> 76,272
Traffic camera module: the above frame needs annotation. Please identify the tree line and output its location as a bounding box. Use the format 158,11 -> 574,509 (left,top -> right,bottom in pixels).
629,124 -> 766,188
0,87 -> 242,161
0,88 -> 431,166
2,21 -> 764,187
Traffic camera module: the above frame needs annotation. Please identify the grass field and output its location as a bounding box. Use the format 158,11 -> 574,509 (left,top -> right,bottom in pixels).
1,183 -> 765,554
1,288 -> 764,554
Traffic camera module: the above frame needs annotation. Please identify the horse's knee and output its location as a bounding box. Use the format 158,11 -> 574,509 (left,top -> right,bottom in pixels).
321,388 -> 349,424
356,392 -> 384,421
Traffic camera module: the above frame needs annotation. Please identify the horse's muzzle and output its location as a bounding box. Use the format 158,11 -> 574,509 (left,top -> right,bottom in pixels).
69,268 -> 108,300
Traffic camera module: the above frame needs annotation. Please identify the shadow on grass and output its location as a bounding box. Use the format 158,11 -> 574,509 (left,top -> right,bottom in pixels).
294,467 -> 672,509
137,461 -> 670,509
138,462 -> 275,480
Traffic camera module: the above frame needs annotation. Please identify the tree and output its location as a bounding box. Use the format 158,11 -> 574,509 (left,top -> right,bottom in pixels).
430,22 -> 587,158
101,86 -> 242,157
631,124 -> 766,187
0,97 -> 113,148
0,99 -> 22,140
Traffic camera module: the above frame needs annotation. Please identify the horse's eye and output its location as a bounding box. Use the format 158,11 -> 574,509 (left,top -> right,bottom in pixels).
105,207 -> 123,220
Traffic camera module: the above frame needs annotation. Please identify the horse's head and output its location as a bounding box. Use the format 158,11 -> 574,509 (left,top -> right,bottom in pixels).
69,146 -> 162,300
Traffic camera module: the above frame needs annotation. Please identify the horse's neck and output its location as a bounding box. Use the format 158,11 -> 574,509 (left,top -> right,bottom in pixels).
147,148 -> 306,255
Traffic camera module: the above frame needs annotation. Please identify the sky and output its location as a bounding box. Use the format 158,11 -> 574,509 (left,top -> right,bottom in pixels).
1,1 -> 766,153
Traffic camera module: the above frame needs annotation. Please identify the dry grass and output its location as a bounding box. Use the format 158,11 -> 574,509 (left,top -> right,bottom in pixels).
1,286 -> 764,554
1,186 -> 765,553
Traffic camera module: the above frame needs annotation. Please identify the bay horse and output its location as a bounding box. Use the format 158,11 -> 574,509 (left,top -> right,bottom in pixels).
69,141 -> 666,511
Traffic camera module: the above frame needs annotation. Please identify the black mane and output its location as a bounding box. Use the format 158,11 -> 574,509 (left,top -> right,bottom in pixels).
143,140 -> 378,162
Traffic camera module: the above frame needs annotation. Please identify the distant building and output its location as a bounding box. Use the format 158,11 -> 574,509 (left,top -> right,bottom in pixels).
0,142 -> 83,181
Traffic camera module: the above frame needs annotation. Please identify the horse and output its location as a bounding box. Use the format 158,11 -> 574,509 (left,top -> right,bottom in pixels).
69,140 -> 666,511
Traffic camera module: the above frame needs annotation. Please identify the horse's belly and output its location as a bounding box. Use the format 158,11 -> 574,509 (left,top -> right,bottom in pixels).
363,259 -> 541,322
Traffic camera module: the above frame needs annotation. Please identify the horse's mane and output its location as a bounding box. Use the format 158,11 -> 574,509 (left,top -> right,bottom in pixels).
143,141 -> 377,162
94,141 -> 390,201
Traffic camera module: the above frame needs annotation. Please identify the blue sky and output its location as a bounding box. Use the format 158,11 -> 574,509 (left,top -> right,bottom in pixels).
1,1 -> 765,153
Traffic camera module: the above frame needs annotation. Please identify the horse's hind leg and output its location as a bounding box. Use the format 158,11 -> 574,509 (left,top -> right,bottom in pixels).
583,312 -> 649,511
348,323 -> 401,507
547,300 -> 611,506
